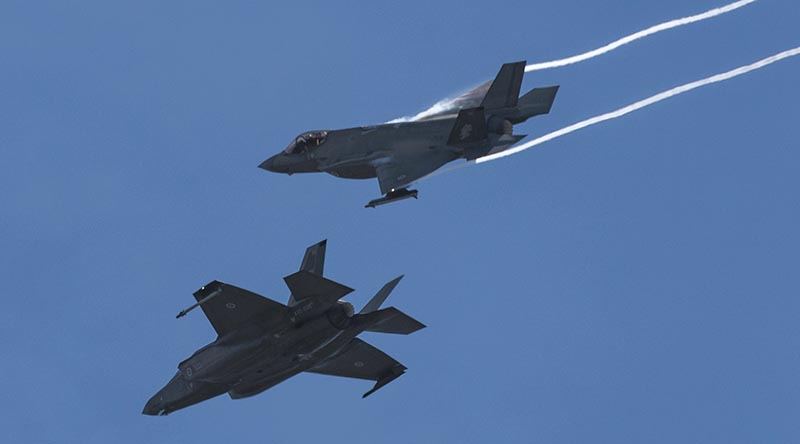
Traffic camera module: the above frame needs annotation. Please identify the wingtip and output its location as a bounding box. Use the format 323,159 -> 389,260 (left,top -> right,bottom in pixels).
308,239 -> 327,248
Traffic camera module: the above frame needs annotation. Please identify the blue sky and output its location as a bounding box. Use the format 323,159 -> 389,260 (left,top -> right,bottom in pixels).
2,1 -> 799,443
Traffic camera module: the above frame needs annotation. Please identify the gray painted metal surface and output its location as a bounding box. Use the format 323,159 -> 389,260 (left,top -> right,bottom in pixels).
143,240 -> 424,416
260,61 -> 559,207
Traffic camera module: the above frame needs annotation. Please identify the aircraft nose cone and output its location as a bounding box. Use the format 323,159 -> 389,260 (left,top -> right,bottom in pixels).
259,153 -> 318,174
142,396 -> 163,416
259,155 -> 277,172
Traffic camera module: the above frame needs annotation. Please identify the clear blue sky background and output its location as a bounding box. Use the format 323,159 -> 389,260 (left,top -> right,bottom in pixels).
2,1 -> 799,443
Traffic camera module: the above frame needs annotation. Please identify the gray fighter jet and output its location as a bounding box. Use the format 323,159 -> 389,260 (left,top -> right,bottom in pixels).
259,61 -> 559,207
143,240 -> 424,416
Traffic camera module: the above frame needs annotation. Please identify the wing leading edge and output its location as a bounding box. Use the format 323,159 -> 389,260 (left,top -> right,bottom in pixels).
193,281 -> 287,337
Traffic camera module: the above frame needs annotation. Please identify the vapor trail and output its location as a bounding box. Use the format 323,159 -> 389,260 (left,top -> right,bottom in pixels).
396,0 -> 758,123
524,0 -> 758,72
474,46 -> 800,165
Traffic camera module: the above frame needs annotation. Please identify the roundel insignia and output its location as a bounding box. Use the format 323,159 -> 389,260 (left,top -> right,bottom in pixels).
226,302 -> 236,309
354,361 -> 365,368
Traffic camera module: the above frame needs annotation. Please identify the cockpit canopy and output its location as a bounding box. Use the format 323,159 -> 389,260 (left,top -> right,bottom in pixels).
283,130 -> 329,154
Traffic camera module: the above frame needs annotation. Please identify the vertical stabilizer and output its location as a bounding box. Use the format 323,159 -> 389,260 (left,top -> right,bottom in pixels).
447,107 -> 488,148
300,239 -> 326,275
480,61 -> 526,110
290,240 -> 327,305
359,275 -> 403,314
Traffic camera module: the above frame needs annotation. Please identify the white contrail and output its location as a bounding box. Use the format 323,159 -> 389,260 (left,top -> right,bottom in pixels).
395,0 -> 758,123
474,46 -> 800,165
524,0 -> 758,72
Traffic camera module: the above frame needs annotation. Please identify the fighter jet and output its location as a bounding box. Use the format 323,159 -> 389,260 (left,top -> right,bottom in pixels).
259,61 -> 559,207
143,240 -> 425,416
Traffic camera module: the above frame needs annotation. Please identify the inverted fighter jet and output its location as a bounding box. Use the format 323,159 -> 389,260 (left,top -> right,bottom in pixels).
260,61 -> 559,207
143,240 -> 425,416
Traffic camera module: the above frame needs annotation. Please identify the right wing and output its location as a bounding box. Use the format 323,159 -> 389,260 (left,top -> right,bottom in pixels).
194,281 -> 287,337
307,338 -> 407,397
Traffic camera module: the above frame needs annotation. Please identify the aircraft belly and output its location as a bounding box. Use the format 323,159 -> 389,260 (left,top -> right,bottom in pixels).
324,163 -> 376,179
227,331 -> 338,399
168,380 -> 229,413
284,320 -> 342,357
228,368 -> 302,399
224,319 -> 346,398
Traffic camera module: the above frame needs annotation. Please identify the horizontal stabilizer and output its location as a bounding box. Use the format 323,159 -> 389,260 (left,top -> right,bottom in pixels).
517,85 -> 559,115
447,107 -> 487,147
364,307 -> 425,335
283,270 -> 354,304
480,61 -> 526,109
480,134 -> 527,158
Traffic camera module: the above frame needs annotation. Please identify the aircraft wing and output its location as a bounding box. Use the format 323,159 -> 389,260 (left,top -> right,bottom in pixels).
193,281 -> 287,337
375,150 -> 457,195
307,338 -> 407,397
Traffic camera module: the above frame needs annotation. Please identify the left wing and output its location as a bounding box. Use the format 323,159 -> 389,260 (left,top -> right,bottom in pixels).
307,338 -> 407,397
375,149 -> 458,195
193,281 -> 287,337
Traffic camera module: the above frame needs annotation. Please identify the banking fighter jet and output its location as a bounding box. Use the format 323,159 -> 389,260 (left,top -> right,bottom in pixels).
143,240 -> 425,415
260,61 -> 559,207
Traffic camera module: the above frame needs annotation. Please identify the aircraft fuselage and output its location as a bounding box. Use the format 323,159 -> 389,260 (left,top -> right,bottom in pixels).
143,305 -> 365,415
